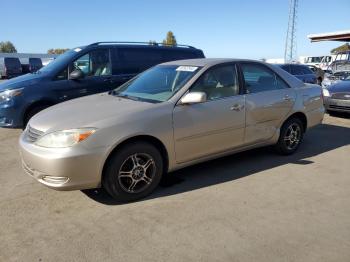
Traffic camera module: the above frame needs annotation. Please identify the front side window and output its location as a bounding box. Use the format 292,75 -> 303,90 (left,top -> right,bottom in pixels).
72,49 -> 111,77
190,65 -> 239,100
113,65 -> 200,102
55,68 -> 68,80
241,63 -> 289,94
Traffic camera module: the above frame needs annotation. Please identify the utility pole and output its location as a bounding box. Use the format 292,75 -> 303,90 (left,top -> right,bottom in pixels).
284,0 -> 298,62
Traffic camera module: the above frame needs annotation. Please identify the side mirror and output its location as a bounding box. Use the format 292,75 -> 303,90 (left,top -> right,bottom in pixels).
69,69 -> 84,80
179,92 -> 207,105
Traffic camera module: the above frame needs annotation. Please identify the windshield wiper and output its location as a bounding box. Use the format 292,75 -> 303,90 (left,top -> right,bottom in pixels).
110,91 -> 140,101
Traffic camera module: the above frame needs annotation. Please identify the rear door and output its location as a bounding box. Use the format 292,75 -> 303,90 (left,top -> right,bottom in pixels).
240,62 -> 296,144
173,63 -> 246,163
111,47 -> 160,87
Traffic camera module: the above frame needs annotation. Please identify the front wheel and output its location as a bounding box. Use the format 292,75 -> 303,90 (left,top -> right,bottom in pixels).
102,142 -> 163,202
275,118 -> 304,155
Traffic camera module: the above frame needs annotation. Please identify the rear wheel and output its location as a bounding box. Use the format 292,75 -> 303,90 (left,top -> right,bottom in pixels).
275,118 -> 304,155
103,142 -> 163,202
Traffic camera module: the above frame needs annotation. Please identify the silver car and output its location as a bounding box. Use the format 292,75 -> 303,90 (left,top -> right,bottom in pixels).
19,59 -> 324,202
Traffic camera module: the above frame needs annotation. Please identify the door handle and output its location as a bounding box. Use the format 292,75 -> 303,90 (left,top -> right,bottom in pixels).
230,104 -> 244,111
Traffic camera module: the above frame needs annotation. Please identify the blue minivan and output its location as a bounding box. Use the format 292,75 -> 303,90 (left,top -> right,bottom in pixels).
0,42 -> 205,128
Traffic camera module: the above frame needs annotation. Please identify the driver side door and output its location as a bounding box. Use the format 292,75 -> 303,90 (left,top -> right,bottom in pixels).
173,64 -> 246,163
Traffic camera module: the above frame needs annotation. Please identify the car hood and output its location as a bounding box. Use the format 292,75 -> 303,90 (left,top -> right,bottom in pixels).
29,93 -> 157,132
328,80 -> 350,93
0,73 -> 46,91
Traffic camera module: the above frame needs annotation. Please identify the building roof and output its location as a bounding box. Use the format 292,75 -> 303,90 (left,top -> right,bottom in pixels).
307,30 -> 350,42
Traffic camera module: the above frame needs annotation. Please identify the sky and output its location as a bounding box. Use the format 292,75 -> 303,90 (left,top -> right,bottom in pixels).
1,0 -> 350,59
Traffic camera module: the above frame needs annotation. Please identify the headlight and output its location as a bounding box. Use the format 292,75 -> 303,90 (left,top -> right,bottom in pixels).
322,88 -> 330,97
35,128 -> 96,148
0,88 -> 23,103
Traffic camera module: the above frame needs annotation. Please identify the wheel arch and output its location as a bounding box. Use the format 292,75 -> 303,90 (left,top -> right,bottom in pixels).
102,135 -> 169,179
284,112 -> 307,132
22,99 -> 56,126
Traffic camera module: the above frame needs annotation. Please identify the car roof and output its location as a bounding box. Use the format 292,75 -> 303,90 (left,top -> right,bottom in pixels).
161,58 -> 260,67
162,59 -> 305,89
277,63 -> 307,67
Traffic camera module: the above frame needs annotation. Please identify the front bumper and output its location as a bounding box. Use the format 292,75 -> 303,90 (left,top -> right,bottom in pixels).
19,132 -> 107,190
324,98 -> 350,113
0,102 -> 23,128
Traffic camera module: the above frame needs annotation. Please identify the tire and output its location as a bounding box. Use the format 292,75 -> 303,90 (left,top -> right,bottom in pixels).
275,118 -> 304,155
102,142 -> 163,202
23,105 -> 49,129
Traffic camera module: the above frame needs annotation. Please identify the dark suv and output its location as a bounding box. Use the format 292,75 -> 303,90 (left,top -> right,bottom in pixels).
277,64 -> 317,84
0,42 -> 205,128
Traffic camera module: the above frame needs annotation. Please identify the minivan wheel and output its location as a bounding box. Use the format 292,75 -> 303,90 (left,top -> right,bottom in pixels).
275,118 -> 304,155
103,142 -> 163,202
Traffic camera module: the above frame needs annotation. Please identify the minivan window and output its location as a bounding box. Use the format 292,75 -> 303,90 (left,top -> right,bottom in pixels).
72,49 -> 111,77
291,65 -> 304,75
113,65 -> 200,102
39,49 -> 77,73
242,63 -> 289,93
300,66 -> 313,75
117,48 -> 163,75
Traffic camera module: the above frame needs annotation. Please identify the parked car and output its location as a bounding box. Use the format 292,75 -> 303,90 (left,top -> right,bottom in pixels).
307,65 -> 325,85
323,77 -> 350,114
21,58 -> 43,74
322,60 -> 350,88
20,58 -> 324,202
0,57 -> 22,79
277,64 -> 317,84
0,42 -> 205,128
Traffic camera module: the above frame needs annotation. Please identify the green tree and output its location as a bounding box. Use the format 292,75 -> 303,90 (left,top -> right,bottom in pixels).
331,43 -> 350,54
47,48 -> 69,54
162,31 -> 177,46
0,41 -> 17,53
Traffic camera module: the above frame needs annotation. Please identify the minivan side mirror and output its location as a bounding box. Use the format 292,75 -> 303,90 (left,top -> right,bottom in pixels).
69,69 -> 84,80
179,92 -> 207,105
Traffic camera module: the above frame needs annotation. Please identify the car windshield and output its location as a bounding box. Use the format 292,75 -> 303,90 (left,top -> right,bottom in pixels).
112,65 -> 201,103
38,49 -> 81,73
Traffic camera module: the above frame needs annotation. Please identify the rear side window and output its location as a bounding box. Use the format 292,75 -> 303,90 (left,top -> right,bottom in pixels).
114,48 -> 203,75
291,65 -> 304,75
162,50 -> 200,61
241,63 -> 289,94
300,66 -> 314,75
117,48 -> 163,75
279,64 -> 291,73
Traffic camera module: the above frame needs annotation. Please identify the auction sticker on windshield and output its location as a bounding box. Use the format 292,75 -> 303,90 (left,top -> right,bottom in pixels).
176,66 -> 198,72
